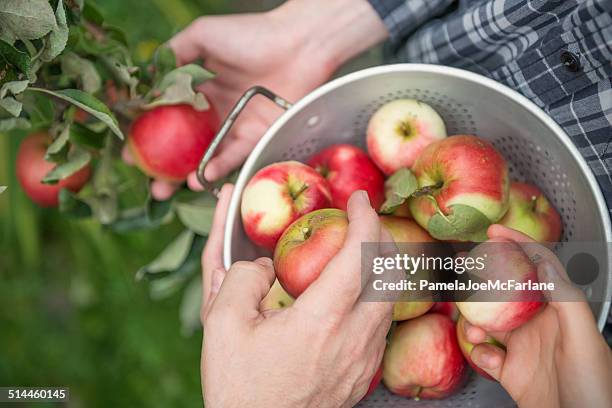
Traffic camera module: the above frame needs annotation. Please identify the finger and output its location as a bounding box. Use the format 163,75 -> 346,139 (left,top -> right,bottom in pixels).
211,257 -> 276,324
297,191 -> 380,315
187,172 -> 205,191
463,319 -> 510,346
203,128 -> 263,181
151,180 -> 179,201
471,343 -> 506,381
202,266 -> 226,322
168,18 -> 208,65
202,184 -> 234,303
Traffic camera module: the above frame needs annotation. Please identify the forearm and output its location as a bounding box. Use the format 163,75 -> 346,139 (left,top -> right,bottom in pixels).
270,0 -> 388,72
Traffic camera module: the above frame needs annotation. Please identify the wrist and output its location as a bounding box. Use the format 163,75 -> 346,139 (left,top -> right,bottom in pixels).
269,0 -> 388,73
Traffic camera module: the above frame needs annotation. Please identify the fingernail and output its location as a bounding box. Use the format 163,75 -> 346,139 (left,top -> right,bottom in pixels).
474,351 -> 498,369
356,190 -> 370,205
254,257 -> 273,267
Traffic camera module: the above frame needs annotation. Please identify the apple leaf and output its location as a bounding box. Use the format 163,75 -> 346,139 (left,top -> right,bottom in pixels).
174,194 -> 216,235
28,88 -> 124,139
0,40 -> 31,79
427,203 -> 491,242
60,52 -> 102,93
0,0 -> 56,43
42,147 -> 91,184
0,117 -> 30,131
152,46 -> 177,79
0,80 -> 28,99
145,71 -> 209,111
41,0 -> 69,62
59,188 -> 93,218
180,276 -> 202,336
45,124 -> 71,162
0,95 -> 22,117
157,64 -> 215,91
380,168 -> 418,214
69,122 -> 107,149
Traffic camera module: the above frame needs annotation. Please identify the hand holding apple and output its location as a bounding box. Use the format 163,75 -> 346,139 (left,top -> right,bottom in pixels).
308,144 -> 384,211
367,99 -> 447,175
456,315 -> 504,380
241,161 -> 332,250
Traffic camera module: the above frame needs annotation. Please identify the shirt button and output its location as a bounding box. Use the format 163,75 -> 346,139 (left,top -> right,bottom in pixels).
560,51 -> 581,72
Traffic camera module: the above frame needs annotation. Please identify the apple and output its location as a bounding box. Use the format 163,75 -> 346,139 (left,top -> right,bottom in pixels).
128,103 -> 219,181
274,208 -> 347,297
383,313 -> 467,399
456,315 -> 504,380
499,181 -> 562,242
456,238 -> 544,332
260,279 -> 295,311
308,144 -> 384,211
241,161 -> 332,250
366,99 -> 447,175
16,132 -> 91,208
430,302 -> 459,321
380,216 -> 436,320
364,365 -> 383,399
409,135 -> 510,242
391,201 -> 412,218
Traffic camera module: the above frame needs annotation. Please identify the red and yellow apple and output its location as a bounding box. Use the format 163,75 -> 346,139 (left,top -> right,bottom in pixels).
367,99 -> 447,175
380,216 -> 436,320
409,135 -> 510,242
383,313 -> 467,399
308,144 -> 384,211
456,315 -> 504,381
241,161 -> 332,250
128,103 -> 219,181
456,238 -> 544,332
430,302 -> 459,321
274,208 -> 347,297
260,279 -> 295,311
16,132 -> 91,208
499,182 -> 562,242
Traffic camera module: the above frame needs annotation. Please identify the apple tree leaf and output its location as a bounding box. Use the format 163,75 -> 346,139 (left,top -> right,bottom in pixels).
69,122 -> 107,149
180,276 -> 202,336
45,124 -> 71,162
0,80 -> 28,99
42,147 -> 91,184
427,203 -> 491,242
380,168 -> 418,214
28,88 -> 123,139
145,71 -> 209,110
0,40 -> 31,80
0,117 -> 30,131
0,95 -> 22,117
0,0 -> 56,43
60,52 -> 101,93
157,64 -> 214,91
174,194 -> 216,235
41,0 -> 69,62
59,188 -> 92,218
137,229 -> 194,279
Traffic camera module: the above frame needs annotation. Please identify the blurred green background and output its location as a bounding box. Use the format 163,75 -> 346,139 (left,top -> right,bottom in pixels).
0,1 -> 281,407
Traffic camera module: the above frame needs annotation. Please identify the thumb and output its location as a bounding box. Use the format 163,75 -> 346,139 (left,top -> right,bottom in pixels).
211,257 -> 276,325
470,342 -> 506,382
168,18 -> 208,65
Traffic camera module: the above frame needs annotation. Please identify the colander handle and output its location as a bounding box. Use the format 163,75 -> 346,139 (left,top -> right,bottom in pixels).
196,86 -> 293,194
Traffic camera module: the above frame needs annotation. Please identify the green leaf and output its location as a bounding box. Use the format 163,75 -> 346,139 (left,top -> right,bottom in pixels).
42,147 -> 91,184
90,192 -> 118,225
0,186 -> 6,194
41,0 -> 69,62
45,124 -> 71,162
180,276 -> 202,336
136,230 -> 194,279
0,116 -> 30,131
0,80 -> 28,98
174,194 -> 216,235
157,64 -> 214,91
0,96 -> 22,116
70,121 -> 107,149
60,52 -> 101,93
101,54 -> 138,95
21,91 -> 54,128
58,188 -> 92,218
427,203 -> 491,242
0,0 -> 56,43
81,2 -> 104,25
0,40 -> 31,78
380,168 -> 418,214
146,196 -> 174,224
28,87 -> 123,139
152,46 -> 177,78
145,72 -> 208,110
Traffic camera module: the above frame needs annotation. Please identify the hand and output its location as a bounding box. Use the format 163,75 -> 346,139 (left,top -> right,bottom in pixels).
137,0 -> 387,200
200,189 -> 393,407
460,225 -> 612,408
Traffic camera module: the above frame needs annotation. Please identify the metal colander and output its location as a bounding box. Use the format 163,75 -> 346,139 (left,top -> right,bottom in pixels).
198,64 -> 612,407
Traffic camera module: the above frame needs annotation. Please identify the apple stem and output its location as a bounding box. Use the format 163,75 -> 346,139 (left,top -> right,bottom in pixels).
412,181 -> 443,197
530,195 -> 538,211
290,183 -> 309,200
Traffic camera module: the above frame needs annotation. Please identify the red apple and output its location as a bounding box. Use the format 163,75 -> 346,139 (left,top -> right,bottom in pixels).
456,315 -> 504,381
499,182 -> 562,242
380,216 -> 436,320
260,279 -> 294,311
308,144 -> 384,211
128,103 -> 219,181
409,135 -> 510,242
274,209 -> 347,297
383,313 -> 467,399
430,302 -> 459,321
367,99 -> 446,175
456,238 -> 544,332
241,161 -> 332,250
364,365 -> 383,399
16,132 -> 91,208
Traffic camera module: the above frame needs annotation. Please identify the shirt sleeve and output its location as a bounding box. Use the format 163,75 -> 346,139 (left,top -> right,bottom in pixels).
367,0 -> 456,45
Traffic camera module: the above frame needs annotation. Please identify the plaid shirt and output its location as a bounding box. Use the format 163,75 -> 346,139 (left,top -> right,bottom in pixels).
367,0 -> 612,215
